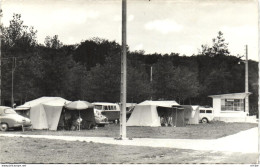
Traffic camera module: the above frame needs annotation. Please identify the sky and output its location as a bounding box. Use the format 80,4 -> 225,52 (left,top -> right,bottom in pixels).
1,0 -> 259,61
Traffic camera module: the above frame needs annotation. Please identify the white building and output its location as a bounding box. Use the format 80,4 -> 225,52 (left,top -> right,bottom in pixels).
209,92 -> 256,122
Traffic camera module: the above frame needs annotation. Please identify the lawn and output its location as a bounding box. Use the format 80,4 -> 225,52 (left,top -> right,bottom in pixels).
1,121 -> 257,139
0,136 -> 258,164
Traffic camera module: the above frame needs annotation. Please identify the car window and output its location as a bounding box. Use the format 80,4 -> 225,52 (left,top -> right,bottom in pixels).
206,110 -> 212,113
4,108 -> 17,114
199,110 -> 205,113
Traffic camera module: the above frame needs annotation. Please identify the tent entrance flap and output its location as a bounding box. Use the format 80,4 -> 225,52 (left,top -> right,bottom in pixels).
157,106 -> 185,127
43,105 -> 63,131
182,105 -> 200,124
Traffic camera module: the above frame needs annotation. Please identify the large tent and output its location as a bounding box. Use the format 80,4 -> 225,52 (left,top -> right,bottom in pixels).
15,97 -> 70,130
126,100 -> 185,127
182,105 -> 200,124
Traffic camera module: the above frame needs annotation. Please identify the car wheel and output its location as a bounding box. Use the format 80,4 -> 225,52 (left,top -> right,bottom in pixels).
0,123 -> 9,131
201,118 -> 208,124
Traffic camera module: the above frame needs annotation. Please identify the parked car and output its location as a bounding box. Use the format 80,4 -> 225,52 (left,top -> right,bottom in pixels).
94,109 -> 109,127
0,106 -> 32,131
199,107 -> 214,123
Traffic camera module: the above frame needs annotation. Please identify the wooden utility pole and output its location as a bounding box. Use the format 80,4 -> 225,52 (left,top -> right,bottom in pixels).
150,66 -> 153,100
11,57 -> 16,108
150,66 -> 153,82
258,1 -> 260,160
119,0 -> 127,139
245,45 -> 249,116
0,1 -> 2,106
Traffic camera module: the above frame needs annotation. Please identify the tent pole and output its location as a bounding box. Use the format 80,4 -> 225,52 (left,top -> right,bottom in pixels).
175,108 -> 177,127
183,109 -> 184,126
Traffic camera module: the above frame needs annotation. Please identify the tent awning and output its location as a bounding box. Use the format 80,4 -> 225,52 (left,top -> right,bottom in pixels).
15,106 -> 31,110
138,100 -> 180,108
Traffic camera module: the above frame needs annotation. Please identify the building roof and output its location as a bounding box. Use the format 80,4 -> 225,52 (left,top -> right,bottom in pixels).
208,92 -> 252,99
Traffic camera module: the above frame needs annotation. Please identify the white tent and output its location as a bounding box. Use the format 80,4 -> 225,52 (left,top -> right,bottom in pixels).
126,105 -> 161,126
126,100 -> 180,127
182,105 -> 200,124
16,97 -> 70,130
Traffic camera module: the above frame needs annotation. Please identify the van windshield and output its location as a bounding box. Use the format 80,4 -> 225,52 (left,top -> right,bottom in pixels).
94,105 -> 102,110
4,108 -> 17,114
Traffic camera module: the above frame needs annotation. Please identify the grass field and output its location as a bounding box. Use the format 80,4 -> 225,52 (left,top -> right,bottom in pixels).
0,136 -> 258,164
1,121 -> 257,139
0,121 -> 258,164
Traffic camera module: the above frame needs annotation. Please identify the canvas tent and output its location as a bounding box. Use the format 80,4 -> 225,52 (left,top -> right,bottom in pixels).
61,101 -> 96,130
182,105 -> 200,124
126,100 -> 185,127
127,105 -> 160,126
15,97 -> 70,130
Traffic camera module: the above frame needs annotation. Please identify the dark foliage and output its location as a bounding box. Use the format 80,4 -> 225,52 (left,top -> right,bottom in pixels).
1,14 -> 258,116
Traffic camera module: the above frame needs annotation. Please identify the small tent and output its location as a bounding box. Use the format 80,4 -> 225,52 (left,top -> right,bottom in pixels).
182,105 -> 200,124
62,101 -> 96,130
16,97 -> 70,130
126,100 -> 185,127
126,105 -> 161,126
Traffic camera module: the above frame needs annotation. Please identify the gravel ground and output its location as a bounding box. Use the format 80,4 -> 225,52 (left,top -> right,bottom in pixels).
0,135 -> 258,164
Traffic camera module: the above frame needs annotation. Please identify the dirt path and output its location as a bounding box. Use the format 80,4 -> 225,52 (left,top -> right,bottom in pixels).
0,127 -> 258,153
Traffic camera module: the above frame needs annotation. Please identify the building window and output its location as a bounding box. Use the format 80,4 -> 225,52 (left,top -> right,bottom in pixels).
221,99 -> 244,111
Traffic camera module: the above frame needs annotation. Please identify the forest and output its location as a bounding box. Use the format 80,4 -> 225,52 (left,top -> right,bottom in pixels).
1,14 -> 258,116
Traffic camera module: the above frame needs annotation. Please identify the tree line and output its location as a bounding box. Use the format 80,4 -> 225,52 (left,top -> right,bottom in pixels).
1,14 -> 258,116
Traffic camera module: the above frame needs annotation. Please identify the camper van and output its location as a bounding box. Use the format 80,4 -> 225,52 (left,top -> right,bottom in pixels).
199,107 -> 214,123
93,102 -> 120,122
